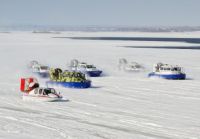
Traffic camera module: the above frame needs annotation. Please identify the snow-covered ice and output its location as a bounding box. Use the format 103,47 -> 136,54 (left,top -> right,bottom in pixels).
0,31 -> 200,139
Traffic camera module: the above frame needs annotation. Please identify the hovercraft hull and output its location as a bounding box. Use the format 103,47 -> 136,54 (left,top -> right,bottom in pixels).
46,80 -> 91,88
148,72 -> 186,80
22,94 -> 63,102
87,71 -> 102,77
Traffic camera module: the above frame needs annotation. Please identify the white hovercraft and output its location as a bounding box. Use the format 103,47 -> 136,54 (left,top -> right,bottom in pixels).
148,63 -> 186,80
118,58 -> 144,72
29,61 -> 50,78
23,87 -> 63,102
70,59 -> 102,77
20,77 -> 63,102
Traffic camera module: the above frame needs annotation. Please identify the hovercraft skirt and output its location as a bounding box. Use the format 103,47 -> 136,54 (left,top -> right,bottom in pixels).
87,71 -> 102,77
46,81 -> 91,88
148,72 -> 186,80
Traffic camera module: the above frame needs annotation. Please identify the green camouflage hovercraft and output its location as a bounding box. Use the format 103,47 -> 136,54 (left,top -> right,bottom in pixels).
46,68 -> 91,88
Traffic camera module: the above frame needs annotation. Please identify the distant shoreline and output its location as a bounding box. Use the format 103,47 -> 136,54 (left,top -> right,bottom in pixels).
1,25 -> 200,32
119,46 -> 200,50
55,37 -> 200,44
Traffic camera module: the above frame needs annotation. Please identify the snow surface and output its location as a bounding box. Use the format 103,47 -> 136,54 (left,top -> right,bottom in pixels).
0,31 -> 200,139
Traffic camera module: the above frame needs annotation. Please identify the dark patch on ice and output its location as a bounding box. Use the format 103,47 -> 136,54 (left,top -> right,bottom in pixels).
54,37 -> 200,44
119,46 -> 200,50
47,99 -> 70,102
92,133 -> 111,139
98,72 -> 109,77
185,78 -> 194,80
90,86 -> 103,89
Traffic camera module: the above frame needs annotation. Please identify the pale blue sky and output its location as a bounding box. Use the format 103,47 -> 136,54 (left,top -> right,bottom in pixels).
0,0 -> 200,26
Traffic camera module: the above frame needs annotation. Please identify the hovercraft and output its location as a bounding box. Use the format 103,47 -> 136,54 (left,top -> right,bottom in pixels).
20,77 -> 63,102
29,60 -> 50,78
46,68 -> 91,88
70,59 -> 102,77
148,63 -> 186,80
118,58 -> 144,72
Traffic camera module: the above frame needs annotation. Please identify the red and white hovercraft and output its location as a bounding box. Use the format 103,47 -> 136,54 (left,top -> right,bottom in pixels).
20,77 -> 63,102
